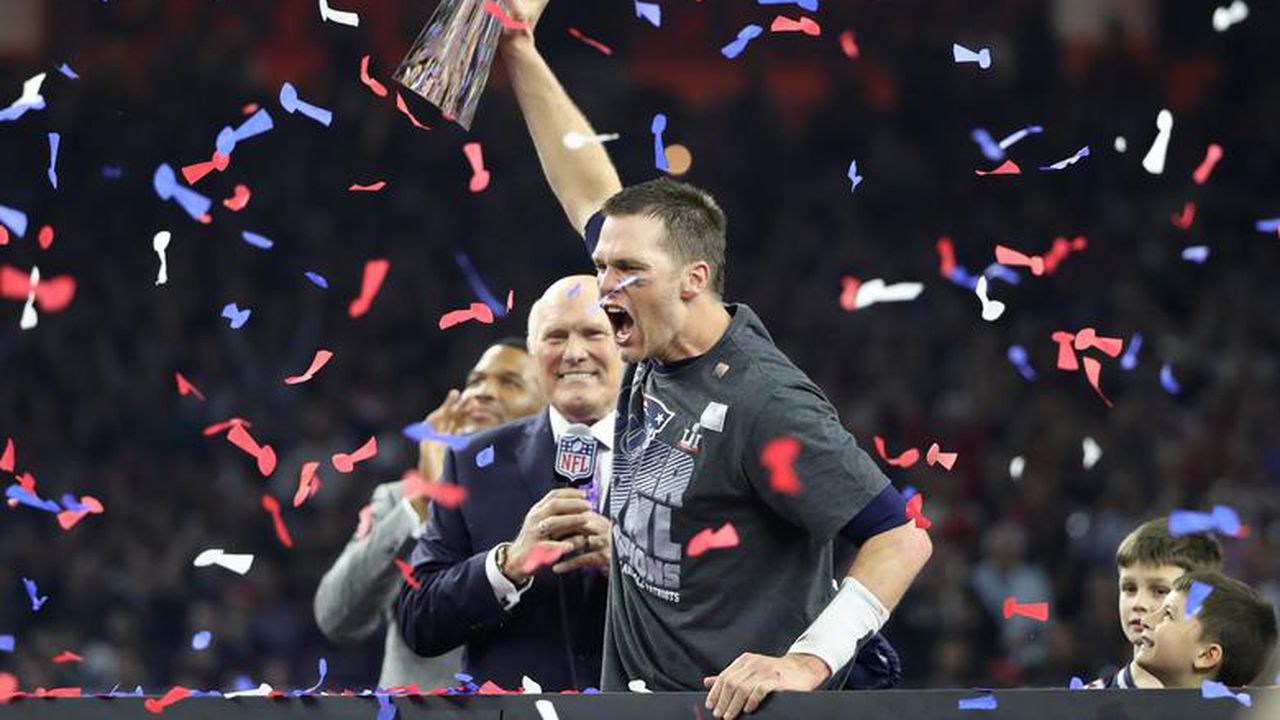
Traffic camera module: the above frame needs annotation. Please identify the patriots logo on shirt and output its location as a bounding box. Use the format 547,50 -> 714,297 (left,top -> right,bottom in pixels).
643,394 -> 675,436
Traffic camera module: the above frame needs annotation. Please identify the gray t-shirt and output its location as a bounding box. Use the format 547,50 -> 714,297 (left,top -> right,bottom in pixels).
601,304 -> 890,691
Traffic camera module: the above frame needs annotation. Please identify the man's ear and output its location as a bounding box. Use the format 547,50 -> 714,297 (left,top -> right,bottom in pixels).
680,260 -> 711,300
1193,641 -> 1224,675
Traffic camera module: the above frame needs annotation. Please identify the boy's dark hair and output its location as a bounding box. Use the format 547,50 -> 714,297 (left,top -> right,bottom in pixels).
492,336 -> 529,352
1116,517 -> 1224,571
601,178 -> 727,296
1175,571 -> 1278,686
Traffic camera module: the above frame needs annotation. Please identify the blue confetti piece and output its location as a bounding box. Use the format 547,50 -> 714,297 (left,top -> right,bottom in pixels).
651,113 -> 669,171
290,658 -> 327,696
721,24 -> 763,59
1185,580 -> 1214,618
106,685 -> 145,697
0,203 -> 30,237
958,694 -> 997,710
221,302 -> 251,329
900,484 -> 918,501
191,631 -> 211,650
847,159 -> 864,193
1120,332 -> 1143,371
376,694 -> 397,720
1201,680 -> 1251,706
0,635 -> 14,652
47,132 -> 60,189
1168,505 -> 1241,537
1181,245 -> 1209,263
1007,345 -> 1037,381
218,109 -> 275,156
102,165 -> 123,179
952,43 -> 991,70
634,1 -> 661,27
153,163 -> 212,221
1160,362 -> 1180,394
1255,218 -> 1280,234
476,445 -> 495,468
982,263 -> 1021,286
241,231 -> 275,250
6,485 -> 61,513
947,265 -> 980,291
759,0 -> 818,10
1068,676 -> 1085,690
56,63 -> 79,80
22,577 -> 47,611
403,421 -> 470,450
1040,145 -> 1090,171
279,82 -> 333,126
304,271 -> 329,289
59,493 -> 91,512
454,251 -> 506,317
971,128 -> 1003,161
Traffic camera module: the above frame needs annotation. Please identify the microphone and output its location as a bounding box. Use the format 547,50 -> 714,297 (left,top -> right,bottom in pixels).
554,424 -> 598,488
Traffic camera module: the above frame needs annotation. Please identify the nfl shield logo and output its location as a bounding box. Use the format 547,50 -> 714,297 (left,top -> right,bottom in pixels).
555,434 -> 598,484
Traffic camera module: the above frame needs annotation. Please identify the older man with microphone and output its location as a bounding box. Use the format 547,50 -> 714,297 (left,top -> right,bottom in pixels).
397,275 -> 623,690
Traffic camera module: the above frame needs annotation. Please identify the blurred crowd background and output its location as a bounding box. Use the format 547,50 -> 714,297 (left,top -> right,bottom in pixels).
1,0 -> 1278,692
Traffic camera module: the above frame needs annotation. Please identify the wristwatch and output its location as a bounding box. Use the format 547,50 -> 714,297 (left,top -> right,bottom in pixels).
495,542 -> 531,587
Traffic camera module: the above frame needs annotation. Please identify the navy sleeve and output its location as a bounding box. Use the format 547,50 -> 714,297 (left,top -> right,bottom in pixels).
838,485 -> 909,546
584,211 -> 604,255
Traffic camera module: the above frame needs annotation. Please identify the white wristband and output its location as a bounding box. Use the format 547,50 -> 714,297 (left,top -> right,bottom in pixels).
787,577 -> 889,676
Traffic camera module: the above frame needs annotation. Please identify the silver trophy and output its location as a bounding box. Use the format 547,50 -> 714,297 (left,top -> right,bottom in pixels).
394,0 -> 509,130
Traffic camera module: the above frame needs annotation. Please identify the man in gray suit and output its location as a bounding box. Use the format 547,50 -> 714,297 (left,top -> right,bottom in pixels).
314,338 -> 545,689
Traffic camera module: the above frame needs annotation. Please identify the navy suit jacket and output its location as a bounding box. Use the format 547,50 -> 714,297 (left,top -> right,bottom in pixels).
396,411 -> 607,690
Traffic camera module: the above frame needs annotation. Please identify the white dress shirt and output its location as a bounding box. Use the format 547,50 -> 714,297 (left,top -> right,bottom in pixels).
485,408 -> 617,610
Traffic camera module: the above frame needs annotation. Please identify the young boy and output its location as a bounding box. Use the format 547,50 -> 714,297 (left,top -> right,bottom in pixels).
1135,570 -> 1277,687
1101,517 -> 1224,688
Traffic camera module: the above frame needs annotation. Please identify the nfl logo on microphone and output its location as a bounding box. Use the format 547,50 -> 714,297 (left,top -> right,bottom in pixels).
555,435 -> 597,483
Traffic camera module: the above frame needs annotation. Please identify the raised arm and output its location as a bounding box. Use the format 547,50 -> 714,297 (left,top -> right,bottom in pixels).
502,0 -> 622,237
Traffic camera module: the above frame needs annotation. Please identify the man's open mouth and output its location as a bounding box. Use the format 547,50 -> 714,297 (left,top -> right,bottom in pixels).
604,305 -> 635,344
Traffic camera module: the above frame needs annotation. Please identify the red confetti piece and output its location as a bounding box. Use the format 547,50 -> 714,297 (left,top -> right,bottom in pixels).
202,417 -> 250,436
0,265 -> 77,311
438,301 -> 496,330
174,372 -> 206,401
1041,235 -> 1086,273
873,435 -> 920,468
394,92 -> 432,131
358,54 -> 388,97
222,184 -> 251,211
0,225 -> 8,246
181,152 -> 230,185
402,469 -> 469,508
0,672 -> 18,704
144,686 -> 192,714
838,276 -> 860,311
261,495 -> 294,549
462,142 -> 491,192
56,495 -> 104,531
395,557 -> 422,590
994,244 -> 1045,276
687,522 -> 740,557
293,461 -> 322,508
975,159 -> 1021,176
1051,330 -> 1079,370
1082,355 -> 1112,407
36,225 -> 53,250
482,0 -> 527,30
226,423 -> 277,476
1,437 -> 14,473
51,651 -> 82,663
925,442 -> 957,470
1071,327 -> 1123,357
520,543 -> 567,574
839,29 -> 860,59
284,349 -> 334,385
348,180 -> 387,192
348,258 -> 390,319
332,436 -> 377,473
905,492 -> 932,529
567,27 -> 614,55
242,103 -> 259,115
1192,143 -> 1223,185
760,436 -> 802,495
771,15 -> 821,36
1171,201 -> 1196,230
936,236 -> 957,277
1002,596 -> 1050,622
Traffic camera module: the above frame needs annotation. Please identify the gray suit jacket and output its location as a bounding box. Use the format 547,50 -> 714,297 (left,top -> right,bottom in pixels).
314,480 -> 462,689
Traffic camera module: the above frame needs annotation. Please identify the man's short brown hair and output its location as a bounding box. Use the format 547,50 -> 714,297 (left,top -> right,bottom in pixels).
1175,571 -> 1278,686
601,178 -> 727,296
1116,517 -> 1224,571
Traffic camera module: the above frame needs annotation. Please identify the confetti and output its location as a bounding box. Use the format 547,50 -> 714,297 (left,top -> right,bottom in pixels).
0,438 -> 13,472
482,1 -> 526,30
687,522 -> 740,557
192,548 -> 254,575
348,258 -> 390,318
952,43 -> 991,70
1211,1 -> 1249,32
562,130 -> 621,150
1192,143 -> 1223,184
304,271 -> 329,289
974,276 -> 1005,321
220,302 -> 251,329
279,82 -> 333,127
215,109 -> 274,156
958,694 -> 997,710
173,371 -> 205,401
1182,246 -> 1209,264
0,636 -> 12,653
1142,109 -> 1173,175
1114,136 -> 1127,152
759,0 -> 818,9
975,159 -> 1020,176
1255,218 -> 1280,235
0,204 -> 27,237
395,558 -> 422,590
394,92 -> 432,130
332,436 -> 377,473
18,267 -> 38,330
261,495 -> 294,548
349,180 -> 386,192
1002,597 -> 1049,622
840,277 -> 924,310
1053,328 -> 1124,406
1201,679 -> 1251,706
534,698 -> 560,720
401,469 -> 469,508
318,0 -> 359,27
1007,345 -> 1036,381
36,225 -> 52,250
839,29 -> 860,59
721,24 -> 764,59
462,142 -> 491,192
1082,437 -> 1102,469
634,1 -> 661,27
402,421 -> 470,451
46,133 -> 59,188
22,578 -> 47,611
438,301 -> 496,330
760,436 -> 802,495
846,159 -> 863,193
222,184 -> 251,211
292,461 -> 322,507
152,231 -> 171,285
1120,332 -> 1143,370
1009,456 -> 1025,480
144,686 -> 192,714
1160,363 -> 1181,394
1168,505 -> 1243,538
651,114 -> 669,171
51,651 -> 82,664
1039,145 -> 1089,171
905,492 -> 932,529
226,424 -> 277,476
1171,201 -> 1196,230
153,164 -> 212,221
476,445 -> 495,468
873,435 -> 920,468
925,442 -> 957,470
240,231 -> 274,250
191,631 -> 211,650
567,27 -> 613,56
358,55 -> 388,97
56,495 -> 104,530
0,73 -> 47,123
771,16 -> 821,36
971,125 -> 1043,161
181,151 -> 230,185
1185,580 -> 1214,618
56,63 -> 79,80
284,349 -> 334,385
